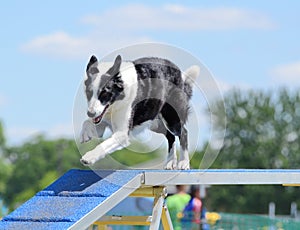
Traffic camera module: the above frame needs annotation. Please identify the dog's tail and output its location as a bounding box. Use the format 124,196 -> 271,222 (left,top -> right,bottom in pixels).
183,65 -> 200,98
183,65 -> 200,85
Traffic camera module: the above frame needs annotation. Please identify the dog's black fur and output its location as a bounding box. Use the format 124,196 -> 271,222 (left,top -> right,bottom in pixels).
131,57 -> 192,153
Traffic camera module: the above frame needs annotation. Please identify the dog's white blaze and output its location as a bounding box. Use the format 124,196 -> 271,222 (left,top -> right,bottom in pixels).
86,62 -> 114,117
87,75 -> 102,116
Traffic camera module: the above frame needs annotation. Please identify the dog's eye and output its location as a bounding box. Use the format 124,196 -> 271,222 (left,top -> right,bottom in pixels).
99,90 -> 111,105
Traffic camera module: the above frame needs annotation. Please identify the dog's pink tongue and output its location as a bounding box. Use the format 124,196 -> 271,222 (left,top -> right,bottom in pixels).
93,117 -> 101,124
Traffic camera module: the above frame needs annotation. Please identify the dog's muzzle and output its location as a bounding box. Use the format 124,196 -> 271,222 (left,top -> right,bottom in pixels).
91,104 -> 109,124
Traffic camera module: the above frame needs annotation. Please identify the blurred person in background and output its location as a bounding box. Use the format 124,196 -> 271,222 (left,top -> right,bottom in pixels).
181,185 -> 202,230
166,185 -> 191,230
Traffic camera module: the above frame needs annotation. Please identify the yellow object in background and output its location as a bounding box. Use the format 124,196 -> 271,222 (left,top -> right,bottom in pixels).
205,212 -> 221,225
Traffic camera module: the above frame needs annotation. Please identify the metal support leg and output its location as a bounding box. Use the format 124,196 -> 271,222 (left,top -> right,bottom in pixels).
149,186 -> 173,230
161,204 -> 174,230
150,194 -> 165,230
93,186 -> 174,230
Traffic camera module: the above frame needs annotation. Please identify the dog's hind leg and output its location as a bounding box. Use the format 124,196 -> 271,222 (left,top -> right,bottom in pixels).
164,131 -> 178,170
149,118 -> 177,169
160,104 -> 190,170
163,124 -> 190,170
177,126 -> 190,170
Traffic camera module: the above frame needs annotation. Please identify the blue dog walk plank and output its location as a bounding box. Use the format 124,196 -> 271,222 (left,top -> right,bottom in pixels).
0,221 -> 74,230
0,169 -> 143,229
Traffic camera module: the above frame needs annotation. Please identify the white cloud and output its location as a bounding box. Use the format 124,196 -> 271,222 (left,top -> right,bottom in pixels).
21,31 -> 151,59
82,4 -> 275,30
21,4 -> 275,59
270,61 -> 300,85
21,32 -> 89,59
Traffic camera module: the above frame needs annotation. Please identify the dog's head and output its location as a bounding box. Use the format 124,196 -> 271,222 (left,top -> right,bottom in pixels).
84,55 -> 125,124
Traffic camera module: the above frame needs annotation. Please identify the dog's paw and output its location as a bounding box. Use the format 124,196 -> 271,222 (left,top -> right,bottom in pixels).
177,160 -> 190,170
80,150 -> 105,166
164,160 -> 177,170
80,120 -> 98,143
80,158 -> 93,166
80,133 -> 92,144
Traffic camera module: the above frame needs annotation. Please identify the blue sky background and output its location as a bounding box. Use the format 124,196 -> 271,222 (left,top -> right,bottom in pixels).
0,1 -> 300,145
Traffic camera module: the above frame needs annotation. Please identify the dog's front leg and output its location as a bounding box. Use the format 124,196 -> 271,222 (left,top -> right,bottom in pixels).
178,149 -> 190,170
164,142 -> 178,170
80,119 -> 110,143
80,131 -> 130,165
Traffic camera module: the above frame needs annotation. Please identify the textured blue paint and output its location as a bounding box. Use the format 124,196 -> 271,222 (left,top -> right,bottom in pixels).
0,221 -> 74,230
38,169 -> 115,197
37,169 -> 141,197
3,196 -> 106,222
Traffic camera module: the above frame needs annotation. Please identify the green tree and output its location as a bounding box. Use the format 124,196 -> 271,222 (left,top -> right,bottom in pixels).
203,89 -> 300,214
3,135 -> 84,210
0,121 -> 12,217
0,121 -> 5,149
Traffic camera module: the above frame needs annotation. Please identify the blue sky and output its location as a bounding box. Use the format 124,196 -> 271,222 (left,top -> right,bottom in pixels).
0,1 -> 300,145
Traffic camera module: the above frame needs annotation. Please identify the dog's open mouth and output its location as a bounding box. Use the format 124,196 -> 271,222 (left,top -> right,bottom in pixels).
92,104 -> 109,124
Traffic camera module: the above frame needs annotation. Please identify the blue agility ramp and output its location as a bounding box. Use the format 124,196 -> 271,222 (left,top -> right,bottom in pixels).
1,169 -> 300,230
0,169 -> 143,230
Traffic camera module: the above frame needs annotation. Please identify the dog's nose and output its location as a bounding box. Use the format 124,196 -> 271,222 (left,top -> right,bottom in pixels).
87,111 -> 96,118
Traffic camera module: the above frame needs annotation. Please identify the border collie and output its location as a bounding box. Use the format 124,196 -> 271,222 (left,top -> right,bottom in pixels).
80,55 -> 199,170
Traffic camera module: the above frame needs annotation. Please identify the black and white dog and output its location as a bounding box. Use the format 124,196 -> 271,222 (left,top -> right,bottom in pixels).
80,55 -> 199,170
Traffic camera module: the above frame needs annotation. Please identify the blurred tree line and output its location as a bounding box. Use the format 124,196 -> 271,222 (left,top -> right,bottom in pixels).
191,88 -> 300,214
0,130 -> 84,212
1,88 -> 300,215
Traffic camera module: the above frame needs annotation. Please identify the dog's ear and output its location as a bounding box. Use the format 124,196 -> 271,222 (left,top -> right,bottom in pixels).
86,55 -> 99,75
107,55 -> 122,76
